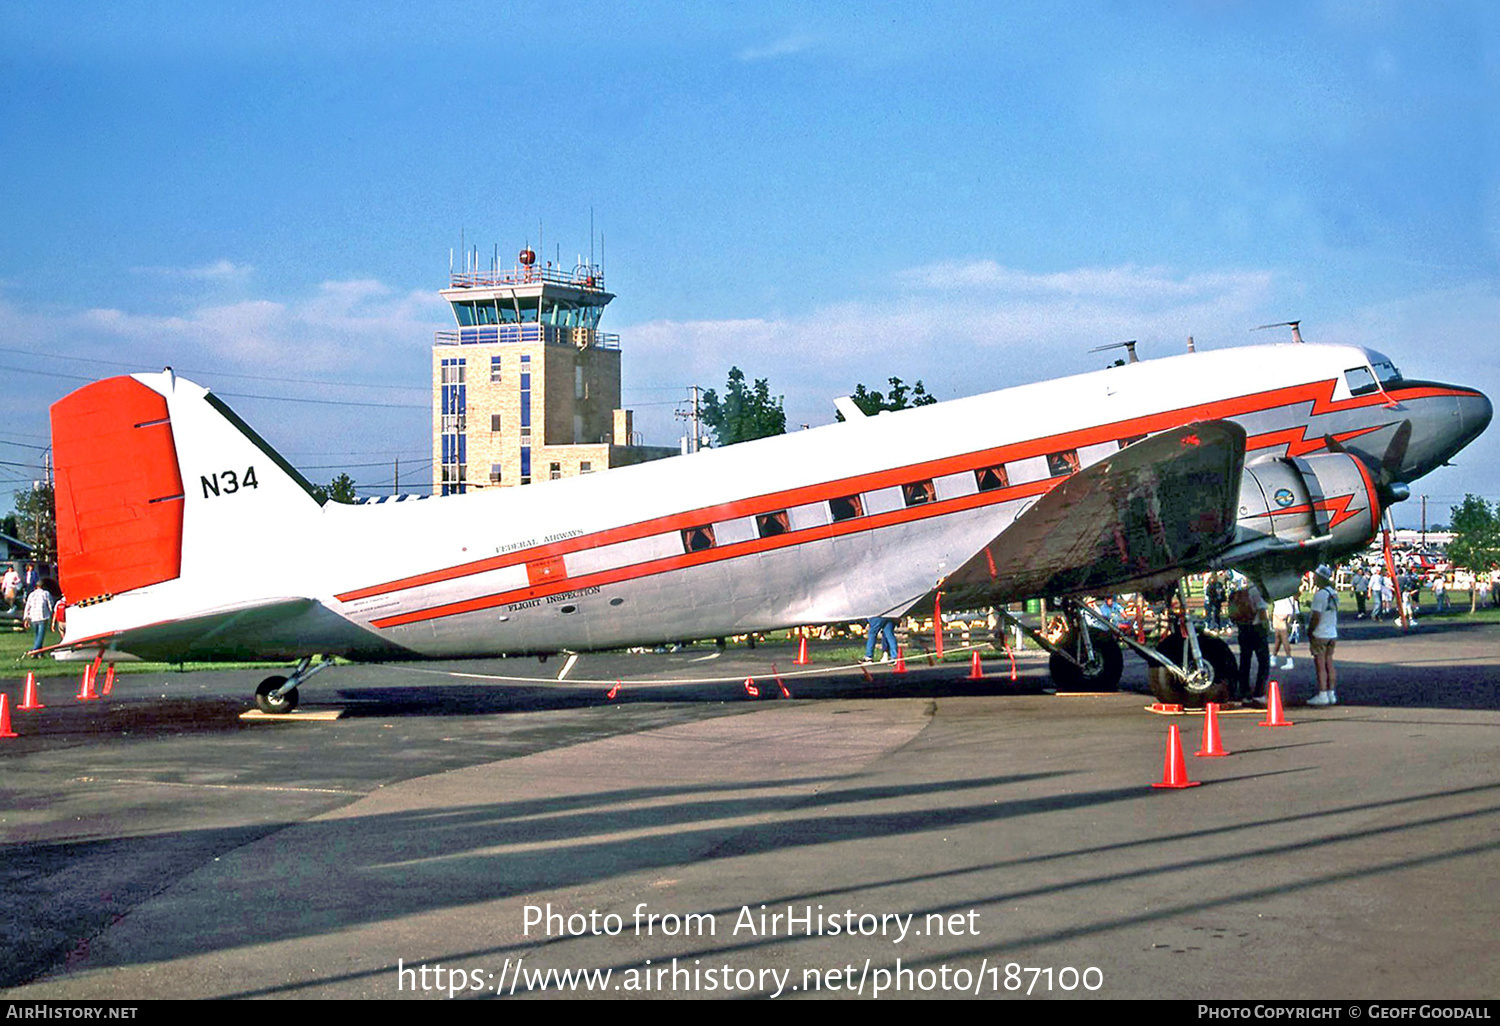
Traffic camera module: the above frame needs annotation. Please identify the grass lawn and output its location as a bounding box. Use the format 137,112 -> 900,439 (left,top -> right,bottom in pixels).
0,627 -> 288,680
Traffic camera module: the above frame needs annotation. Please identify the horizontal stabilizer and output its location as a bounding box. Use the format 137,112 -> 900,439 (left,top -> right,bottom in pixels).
44,597 -> 412,663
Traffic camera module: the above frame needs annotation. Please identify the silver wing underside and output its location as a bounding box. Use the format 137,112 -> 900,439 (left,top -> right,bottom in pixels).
941,421 -> 1246,607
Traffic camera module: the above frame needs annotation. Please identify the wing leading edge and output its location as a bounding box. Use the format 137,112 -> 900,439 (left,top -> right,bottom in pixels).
940,421 -> 1246,607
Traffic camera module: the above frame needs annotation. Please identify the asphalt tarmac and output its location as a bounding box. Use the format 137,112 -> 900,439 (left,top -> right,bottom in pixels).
2,617 -> 1498,1001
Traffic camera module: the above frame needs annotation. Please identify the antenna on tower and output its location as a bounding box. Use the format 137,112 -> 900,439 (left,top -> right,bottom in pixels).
1253,320 -> 1304,343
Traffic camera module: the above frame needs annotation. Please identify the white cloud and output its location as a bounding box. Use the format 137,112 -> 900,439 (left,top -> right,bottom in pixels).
622,260 -> 1280,441
737,35 -> 815,62
131,259 -> 254,281
70,281 -> 446,373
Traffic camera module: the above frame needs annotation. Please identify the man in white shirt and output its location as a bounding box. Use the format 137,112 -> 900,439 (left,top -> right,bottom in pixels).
23,581 -> 54,655
1307,565 -> 1340,706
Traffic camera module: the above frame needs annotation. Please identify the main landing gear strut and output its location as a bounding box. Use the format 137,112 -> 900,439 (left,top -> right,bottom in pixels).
995,582 -> 1235,706
254,655 -> 334,714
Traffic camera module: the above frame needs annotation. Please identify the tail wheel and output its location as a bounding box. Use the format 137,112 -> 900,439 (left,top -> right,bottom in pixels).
255,675 -> 300,714
1048,630 -> 1123,692
1147,633 -> 1234,707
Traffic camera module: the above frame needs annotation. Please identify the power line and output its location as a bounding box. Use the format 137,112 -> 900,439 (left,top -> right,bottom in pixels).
0,344 -> 427,392
216,391 -> 425,410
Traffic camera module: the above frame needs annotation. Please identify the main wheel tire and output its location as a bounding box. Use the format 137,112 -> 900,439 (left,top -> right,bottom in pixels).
1048,631 -> 1124,692
254,675 -> 300,714
1147,633 -> 1235,707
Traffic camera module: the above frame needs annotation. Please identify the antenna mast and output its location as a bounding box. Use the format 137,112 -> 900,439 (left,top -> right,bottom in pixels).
1089,340 -> 1139,363
1253,320 -> 1304,343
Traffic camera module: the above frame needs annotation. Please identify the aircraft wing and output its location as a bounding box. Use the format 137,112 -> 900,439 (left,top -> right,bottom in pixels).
41,597 -> 408,663
940,421 -> 1246,606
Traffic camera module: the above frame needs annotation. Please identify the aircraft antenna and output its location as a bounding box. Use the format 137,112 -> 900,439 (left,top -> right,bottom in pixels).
1187,335 -> 1196,353
1089,340 -> 1139,364
1253,320 -> 1303,343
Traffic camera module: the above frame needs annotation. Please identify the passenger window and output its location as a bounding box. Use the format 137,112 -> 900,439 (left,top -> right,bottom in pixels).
902,480 -> 936,506
829,495 -> 864,522
682,526 -> 716,553
975,466 -> 1009,492
1345,367 -> 1379,396
756,511 -> 790,537
1046,450 -> 1081,476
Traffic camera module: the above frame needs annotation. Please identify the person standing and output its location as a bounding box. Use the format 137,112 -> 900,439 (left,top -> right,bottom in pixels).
1367,568 -> 1384,620
1351,566 -> 1369,619
1229,574 -> 1270,704
865,616 -> 898,663
1307,565 -> 1340,706
1,564 -> 19,612
1205,573 -> 1226,631
22,579 -> 55,655
1271,595 -> 1297,670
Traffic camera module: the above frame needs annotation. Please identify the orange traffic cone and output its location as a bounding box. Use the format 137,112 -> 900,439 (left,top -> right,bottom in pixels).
967,650 -> 985,680
1195,702 -> 1229,757
770,664 -> 791,698
101,664 -> 116,696
0,693 -> 17,738
893,646 -> 907,675
76,665 -> 98,702
1152,724 -> 1201,788
19,671 -> 43,710
606,681 -> 620,700
1259,680 -> 1293,727
793,635 -> 810,666
744,678 -> 760,698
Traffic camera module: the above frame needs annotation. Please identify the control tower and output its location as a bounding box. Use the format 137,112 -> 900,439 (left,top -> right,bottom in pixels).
433,246 -> 676,494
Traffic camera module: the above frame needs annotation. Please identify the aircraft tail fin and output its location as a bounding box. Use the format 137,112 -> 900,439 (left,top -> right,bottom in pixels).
50,372 -> 323,604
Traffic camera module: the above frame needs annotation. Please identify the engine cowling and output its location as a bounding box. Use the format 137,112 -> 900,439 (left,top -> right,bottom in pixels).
1223,452 -> 1382,597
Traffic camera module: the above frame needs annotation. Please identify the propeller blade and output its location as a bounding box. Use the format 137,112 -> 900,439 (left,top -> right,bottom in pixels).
1380,420 -> 1412,484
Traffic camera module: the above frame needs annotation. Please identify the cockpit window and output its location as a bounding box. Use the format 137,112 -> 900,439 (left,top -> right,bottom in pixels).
1345,367 -> 1378,396
1371,359 -> 1401,384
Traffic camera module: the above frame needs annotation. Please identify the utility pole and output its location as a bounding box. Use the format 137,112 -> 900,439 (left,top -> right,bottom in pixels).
675,385 -> 704,453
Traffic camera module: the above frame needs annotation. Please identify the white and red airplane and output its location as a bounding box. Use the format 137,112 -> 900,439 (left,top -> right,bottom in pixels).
45,338 -> 1490,711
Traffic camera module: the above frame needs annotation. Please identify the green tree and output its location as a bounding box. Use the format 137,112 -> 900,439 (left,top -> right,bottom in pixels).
10,484 -> 56,563
311,473 -> 359,505
839,376 -> 939,420
700,367 -> 786,446
1446,496 -> 1499,603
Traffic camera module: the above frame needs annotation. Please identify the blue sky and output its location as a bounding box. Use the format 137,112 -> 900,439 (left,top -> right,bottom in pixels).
2,1 -> 1496,527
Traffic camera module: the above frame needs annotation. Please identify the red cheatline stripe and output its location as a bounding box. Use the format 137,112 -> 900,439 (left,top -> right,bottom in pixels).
369,477 -> 1060,628
341,378 -> 1337,603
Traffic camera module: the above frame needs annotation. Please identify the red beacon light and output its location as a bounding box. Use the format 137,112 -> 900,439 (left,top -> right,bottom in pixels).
518,248 -> 536,267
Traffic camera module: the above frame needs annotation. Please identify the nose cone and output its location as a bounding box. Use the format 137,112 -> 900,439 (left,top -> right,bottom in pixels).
1390,384 -> 1492,483
1458,389 -> 1493,448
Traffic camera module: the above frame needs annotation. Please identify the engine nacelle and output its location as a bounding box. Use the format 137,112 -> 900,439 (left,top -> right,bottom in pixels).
1219,452 -> 1382,598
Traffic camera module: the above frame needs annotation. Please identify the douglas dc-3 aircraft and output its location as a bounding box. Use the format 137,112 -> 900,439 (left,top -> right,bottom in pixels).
46,338 -> 1490,712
